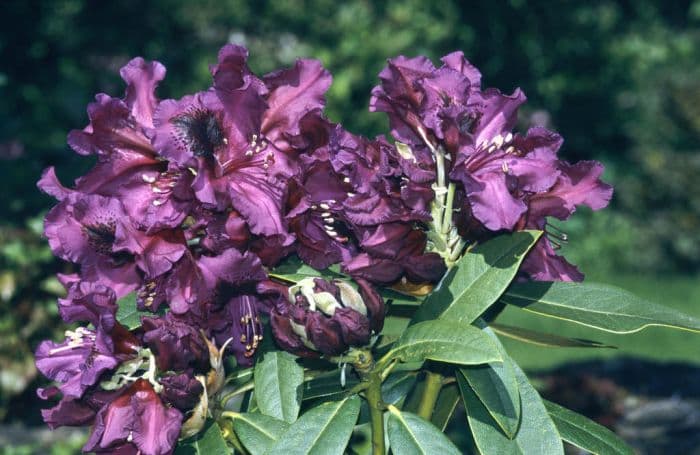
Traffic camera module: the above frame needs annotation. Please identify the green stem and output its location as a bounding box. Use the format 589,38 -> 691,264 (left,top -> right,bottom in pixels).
348,349 -> 385,455
220,382 -> 254,407
441,183 -> 456,235
219,412 -> 247,453
365,372 -> 386,455
416,371 -> 443,421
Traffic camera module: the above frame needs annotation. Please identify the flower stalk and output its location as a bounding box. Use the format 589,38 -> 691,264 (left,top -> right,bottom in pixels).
418,128 -> 465,268
365,371 -> 386,455
416,370 -> 443,421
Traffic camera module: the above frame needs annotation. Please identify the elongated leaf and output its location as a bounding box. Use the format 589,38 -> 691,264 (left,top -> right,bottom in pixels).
460,356 -> 521,438
379,320 -> 502,368
459,354 -> 563,454
502,281 -> 700,334
231,412 -> 289,455
381,287 -> 424,306
174,419 -> 229,455
301,370 -> 360,403
268,255 -> 344,283
430,384 -> 461,431
267,396 -> 361,455
254,351 -> 304,423
115,292 -> 166,329
410,231 -> 541,325
544,400 -> 634,455
382,371 -> 418,407
491,323 -> 616,349
387,406 -> 461,454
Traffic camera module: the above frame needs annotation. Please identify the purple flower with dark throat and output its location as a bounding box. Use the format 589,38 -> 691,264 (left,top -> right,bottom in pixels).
152,45 -> 331,248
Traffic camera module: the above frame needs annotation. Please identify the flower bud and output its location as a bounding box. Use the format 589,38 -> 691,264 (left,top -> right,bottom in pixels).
266,277 -> 385,356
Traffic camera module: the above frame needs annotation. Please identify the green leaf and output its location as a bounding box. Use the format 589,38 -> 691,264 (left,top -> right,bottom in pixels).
410,231 -> 541,325
268,255 -> 345,283
382,371 -> 418,407
501,281 -> 700,334
491,323 -> 616,349
301,370 -> 360,402
458,353 -> 563,454
460,355 -> 521,438
380,286 -> 424,306
254,351 -> 304,423
174,419 -> 229,455
430,384 -> 460,431
115,292 -> 166,329
387,406 -> 461,455
544,400 -> 634,455
231,412 -> 289,455
378,320 -> 502,368
266,396 -> 361,455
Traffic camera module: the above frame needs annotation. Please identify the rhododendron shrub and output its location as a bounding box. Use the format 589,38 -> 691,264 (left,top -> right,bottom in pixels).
35,45 -> 700,455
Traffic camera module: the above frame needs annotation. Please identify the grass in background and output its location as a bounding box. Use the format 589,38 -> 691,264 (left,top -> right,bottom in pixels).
498,273 -> 700,371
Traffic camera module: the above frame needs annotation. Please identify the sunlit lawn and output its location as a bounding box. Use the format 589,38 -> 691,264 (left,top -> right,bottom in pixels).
498,273 -> 700,371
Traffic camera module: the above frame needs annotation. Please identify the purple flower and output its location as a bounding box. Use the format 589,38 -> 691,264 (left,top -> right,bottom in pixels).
60,57 -> 196,232
344,223 -> 446,284
151,45 -> 331,247
41,186 -> 188,297
39,387 -> 124,430
288,124 -> 441,283
519,158 -> 613,281
141,313 -> 209,372
84,379 -> 182,455
57,278 -> 118,332
264,277 -> 385,356
208,293 -> 266,365
43,192 -> 140,297
287,159 -> 358,269
160,373 -> 204,410
164,247 -> 266,316
370,51 -> 613,281
35,327 -> 120,399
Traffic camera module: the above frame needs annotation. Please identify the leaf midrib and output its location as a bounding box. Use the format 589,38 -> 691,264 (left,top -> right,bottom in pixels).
504,288 -> 700,334
392,412 -> 427,455
546,402 -> 630,455
302,399 -> 348,453
442,235 -> 533,309
236,415 -> 281,444
391,338 -> 500,364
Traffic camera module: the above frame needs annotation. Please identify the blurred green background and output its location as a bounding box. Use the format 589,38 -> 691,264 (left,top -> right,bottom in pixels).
1,0 -> 699,451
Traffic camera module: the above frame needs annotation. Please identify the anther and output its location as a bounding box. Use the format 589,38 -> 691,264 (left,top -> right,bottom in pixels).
492,134 -> 504,148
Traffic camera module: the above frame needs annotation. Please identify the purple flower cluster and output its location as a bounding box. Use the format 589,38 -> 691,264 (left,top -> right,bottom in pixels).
35,45 -> 611,454
370,53 -> 613,280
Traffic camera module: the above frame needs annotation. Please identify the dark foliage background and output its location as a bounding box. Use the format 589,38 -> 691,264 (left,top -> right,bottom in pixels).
1,0 -> 699,437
